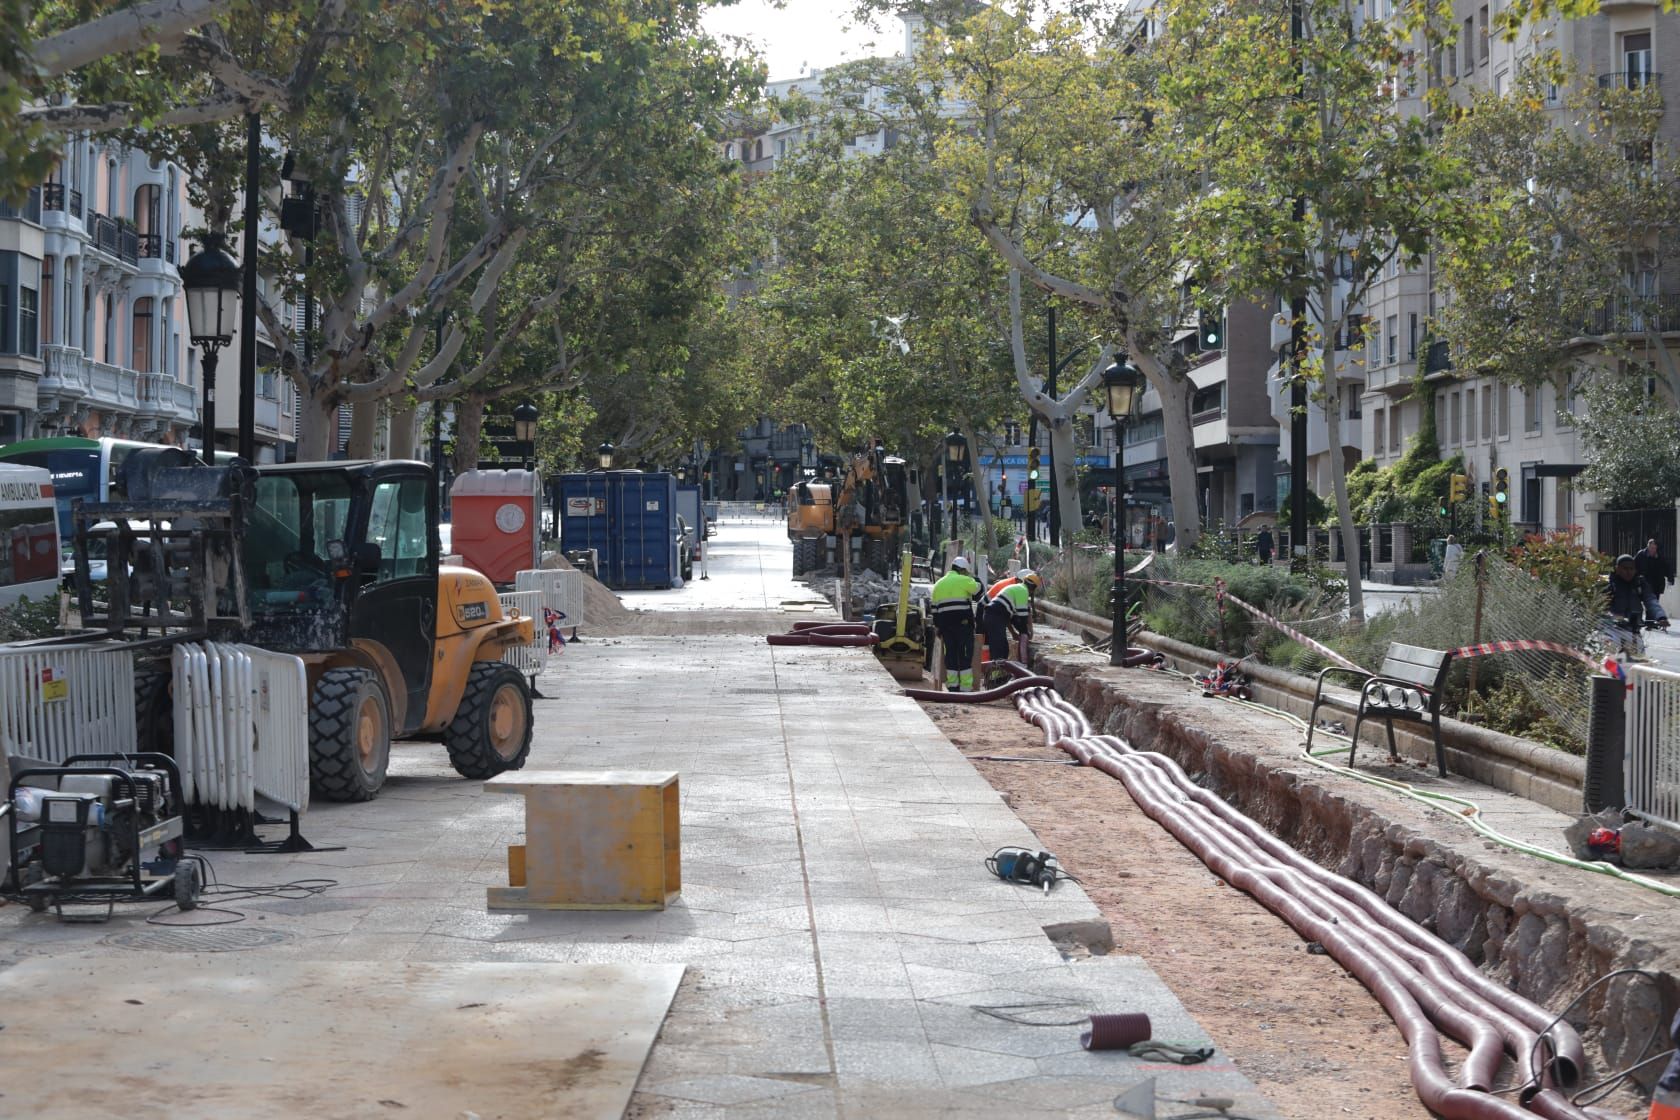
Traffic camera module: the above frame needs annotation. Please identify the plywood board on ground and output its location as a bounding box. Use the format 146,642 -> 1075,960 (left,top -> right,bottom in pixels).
0,955 -> 683,1120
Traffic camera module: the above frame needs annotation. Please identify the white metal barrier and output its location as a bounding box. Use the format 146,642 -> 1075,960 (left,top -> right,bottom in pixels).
0,642 -> 136,763
716,500 -> 779,524
1625,664 -> 1680,833
171,642 -> 310,814
498,591 -> 548,681
515,568 -> 584,628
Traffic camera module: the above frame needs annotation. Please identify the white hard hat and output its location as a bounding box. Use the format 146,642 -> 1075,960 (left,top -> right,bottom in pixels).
951,556 -> 971,571
1016,568 -> 1036,581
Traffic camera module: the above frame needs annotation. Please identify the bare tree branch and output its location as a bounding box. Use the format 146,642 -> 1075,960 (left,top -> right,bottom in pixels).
29,0 -> 232,79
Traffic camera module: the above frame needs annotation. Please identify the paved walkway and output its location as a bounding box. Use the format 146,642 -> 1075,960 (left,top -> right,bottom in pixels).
0,521 -> 1277,1119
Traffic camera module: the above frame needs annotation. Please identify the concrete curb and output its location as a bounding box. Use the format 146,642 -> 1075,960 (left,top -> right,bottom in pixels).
1024,636 -> 1680,1094
1037,598 -> 1585,814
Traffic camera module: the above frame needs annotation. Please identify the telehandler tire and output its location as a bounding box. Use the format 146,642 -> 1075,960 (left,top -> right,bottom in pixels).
445,661 -> 533,780
134,664 -> 174,756
309,668 -> 391,802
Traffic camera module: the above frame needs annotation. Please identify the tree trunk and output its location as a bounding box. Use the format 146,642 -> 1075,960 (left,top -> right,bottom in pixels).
1324,387 -> 1365,621
1048,416 -> 1083,547
347,400 -> 380,459
294,382 -> 336,462
1134,350 -> 1203,554
387,403 -> 417,460
451,394 -> 486,477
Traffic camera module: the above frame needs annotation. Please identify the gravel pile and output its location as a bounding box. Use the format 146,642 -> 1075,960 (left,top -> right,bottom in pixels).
798,566 -> 931,616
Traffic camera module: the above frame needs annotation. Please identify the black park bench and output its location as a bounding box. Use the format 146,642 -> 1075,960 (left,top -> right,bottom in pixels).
1306,644 -> 1454,777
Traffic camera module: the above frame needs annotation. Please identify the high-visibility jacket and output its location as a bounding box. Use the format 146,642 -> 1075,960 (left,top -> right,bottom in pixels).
986,578 -> 1032,620
930,570 -> 981,619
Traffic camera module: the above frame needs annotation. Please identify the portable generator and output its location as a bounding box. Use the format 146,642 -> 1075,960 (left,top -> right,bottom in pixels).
6,752 -> 199,919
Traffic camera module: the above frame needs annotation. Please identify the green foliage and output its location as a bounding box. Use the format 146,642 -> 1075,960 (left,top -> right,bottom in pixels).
1434,60 -> 1680,393
1457,680 -> 1583,754
0,595 -> 61,643
1507,528 -> 1611,615
1574,377 -> 1680,510
1277,486 -> 1330,527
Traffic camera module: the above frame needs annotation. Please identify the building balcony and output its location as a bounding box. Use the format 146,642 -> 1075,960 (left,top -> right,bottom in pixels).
40,344 -> 91,400
0,187 -> 42,223
88,359 -> 139,412
1598,71 -> 1661,91
87,212 -> 139,266
1586,293 -> 1680,335
136,372 -> 172,417
41,184 -> 84,220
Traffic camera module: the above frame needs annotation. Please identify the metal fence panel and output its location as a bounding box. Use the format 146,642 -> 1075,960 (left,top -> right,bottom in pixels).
171,642 -> 309,814
515,568 -> 584,627
1625,664 -> 1680,833
498,591 -> 548,681
0,643 -> 135,763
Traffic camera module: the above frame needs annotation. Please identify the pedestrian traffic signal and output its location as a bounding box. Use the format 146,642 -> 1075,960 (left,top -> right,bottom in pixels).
1024,488 -> 1041,512
1027,447 -> 1041,483
1493,467 -> 1510,509
1448,473 -> 1468,505
1198,308 -> 1225,351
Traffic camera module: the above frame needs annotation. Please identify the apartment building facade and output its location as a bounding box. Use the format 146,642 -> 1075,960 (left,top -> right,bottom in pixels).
0,138 -> 297,459
1361,1 -> 1680,545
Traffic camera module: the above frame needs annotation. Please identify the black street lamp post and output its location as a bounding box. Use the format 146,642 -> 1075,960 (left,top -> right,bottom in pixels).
513,402 -> 539,471
943,430 -> 966,549
1104,358 -> 1143,666
180,232 -> 242,460
596,442 -> 615,471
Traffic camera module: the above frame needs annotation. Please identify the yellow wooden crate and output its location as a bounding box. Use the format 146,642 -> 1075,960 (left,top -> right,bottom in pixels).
485,770 -> 680,911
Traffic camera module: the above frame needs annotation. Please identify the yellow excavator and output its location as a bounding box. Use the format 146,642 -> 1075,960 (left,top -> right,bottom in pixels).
786,445 -> 910,576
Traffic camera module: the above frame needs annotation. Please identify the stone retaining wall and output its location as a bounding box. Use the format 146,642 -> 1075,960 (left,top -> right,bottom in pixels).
1030,640 -> 1680,1094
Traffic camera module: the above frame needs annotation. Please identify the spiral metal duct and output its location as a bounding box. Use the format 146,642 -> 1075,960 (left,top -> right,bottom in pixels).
990,677 -> 1599,1120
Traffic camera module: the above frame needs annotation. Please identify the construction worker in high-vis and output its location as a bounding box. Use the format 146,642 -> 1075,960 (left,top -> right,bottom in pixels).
982,568 -> 1041,673
930,556 -> 982,691
1653,1010 -> 1680,1120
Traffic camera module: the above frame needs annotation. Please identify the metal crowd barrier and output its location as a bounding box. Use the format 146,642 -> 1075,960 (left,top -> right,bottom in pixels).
172,642 -> 310,813
0,642 -> 136,763
498,590 -> 549,684
1625,663 -> 1680,833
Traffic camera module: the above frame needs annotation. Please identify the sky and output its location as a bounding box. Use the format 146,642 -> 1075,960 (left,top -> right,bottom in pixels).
700,1 -> 902,81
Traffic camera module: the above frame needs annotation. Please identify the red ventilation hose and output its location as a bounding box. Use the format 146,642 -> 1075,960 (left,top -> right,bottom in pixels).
929,680 -> 1590,1120
766,632 -> 879,647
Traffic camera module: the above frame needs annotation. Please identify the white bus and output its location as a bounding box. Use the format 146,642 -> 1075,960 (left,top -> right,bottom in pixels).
0,464 -> 62,608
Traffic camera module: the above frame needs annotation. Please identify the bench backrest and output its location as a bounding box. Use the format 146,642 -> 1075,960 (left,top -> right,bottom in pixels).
1379,643 -> 1452,691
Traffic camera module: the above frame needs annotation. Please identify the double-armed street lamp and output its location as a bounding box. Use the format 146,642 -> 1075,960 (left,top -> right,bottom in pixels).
1103,357 -> 1144,666
180,233 -> 242,460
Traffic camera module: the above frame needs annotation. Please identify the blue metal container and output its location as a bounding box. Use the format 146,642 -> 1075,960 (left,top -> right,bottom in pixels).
558,472 -> 679,589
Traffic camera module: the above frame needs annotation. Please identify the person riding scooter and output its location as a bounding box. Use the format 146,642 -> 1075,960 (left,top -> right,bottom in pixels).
1608,553 -> 1669,631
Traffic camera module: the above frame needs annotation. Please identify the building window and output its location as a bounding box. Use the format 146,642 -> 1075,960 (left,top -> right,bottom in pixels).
1521,464 -> 1540,525
1373,407 -> 1385,454
1477,5 -> 1489,63
1482,384 -> 1493,439
103,293 -> 114,364
0,284 -> 9,352
1386,316 -> 1397,366
1466,388 -> 1476,442
18,286 -> 37,356
1497,381 -> 1510,437
1408,313 -> 1417,359
1461,17 -> 1474,74
131,296 -> 152,372
162,297 -> 174,376
1524,385 -> 1542,433
1623,31 -> 1653,86
1449,391 -> 1461,444
1389,406 -> 1402,449
106,157 -> 118,216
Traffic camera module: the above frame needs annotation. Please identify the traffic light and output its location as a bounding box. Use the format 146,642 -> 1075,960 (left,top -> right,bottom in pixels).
1198,308 -> 1225,351
1448,473 -> 1468,505
1493,467 -> 1510,513
1027,446 -> 1041,484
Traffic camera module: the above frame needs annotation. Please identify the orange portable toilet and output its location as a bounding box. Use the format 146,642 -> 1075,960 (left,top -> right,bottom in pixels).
449,469 -> 542,585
